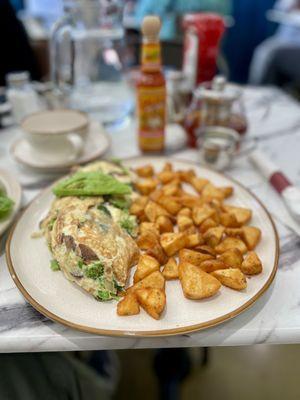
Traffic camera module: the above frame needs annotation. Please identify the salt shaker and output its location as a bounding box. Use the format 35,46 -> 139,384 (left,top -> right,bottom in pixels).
6,71 -> 41,124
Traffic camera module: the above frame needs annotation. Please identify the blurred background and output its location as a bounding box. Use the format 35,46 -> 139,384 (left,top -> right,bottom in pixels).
4,0 -> 300,89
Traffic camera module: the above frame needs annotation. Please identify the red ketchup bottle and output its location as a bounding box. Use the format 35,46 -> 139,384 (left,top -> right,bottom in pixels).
182,13 -> 225,90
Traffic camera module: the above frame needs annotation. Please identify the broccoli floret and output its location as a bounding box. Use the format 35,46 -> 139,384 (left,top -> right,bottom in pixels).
84,262 -> 104,280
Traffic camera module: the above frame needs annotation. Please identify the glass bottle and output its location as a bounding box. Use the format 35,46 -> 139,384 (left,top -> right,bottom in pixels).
137,16 -> 166,152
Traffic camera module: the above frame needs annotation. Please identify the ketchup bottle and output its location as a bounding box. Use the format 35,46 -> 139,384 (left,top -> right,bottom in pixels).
137,16 -> 166,152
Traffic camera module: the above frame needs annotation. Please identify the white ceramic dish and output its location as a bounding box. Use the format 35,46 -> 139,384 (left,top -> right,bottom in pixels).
10,120 -> 110,173
0,169 -> 22,236
6,157 -> 279,337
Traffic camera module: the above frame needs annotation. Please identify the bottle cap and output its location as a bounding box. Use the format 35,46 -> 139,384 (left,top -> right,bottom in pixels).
142,16 -> 161,40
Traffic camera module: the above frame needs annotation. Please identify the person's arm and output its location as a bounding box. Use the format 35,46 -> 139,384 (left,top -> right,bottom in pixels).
275,0 -> 299,11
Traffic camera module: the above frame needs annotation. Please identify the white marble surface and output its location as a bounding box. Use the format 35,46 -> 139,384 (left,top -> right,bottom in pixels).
1,86 -> 300,352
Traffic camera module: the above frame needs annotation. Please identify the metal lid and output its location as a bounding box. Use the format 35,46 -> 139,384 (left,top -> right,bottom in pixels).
195,75 -> 241,103
6,71 -> 30,87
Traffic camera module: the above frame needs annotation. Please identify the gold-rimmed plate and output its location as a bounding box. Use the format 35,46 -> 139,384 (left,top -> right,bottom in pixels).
6,157 -> 279,337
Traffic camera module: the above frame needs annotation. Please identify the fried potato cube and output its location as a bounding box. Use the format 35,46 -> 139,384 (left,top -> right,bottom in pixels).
190,177 -> 209,193
134,254 -> 160,283
219,212 -> 240,228
147,242 -> 168,265
199,218 -> 218,233
218,248 -> 243,269
203,226 -> 225,248
117,293 -> 140,316
221,186 -> 234,198
162,162 -> 173,172
130,196 -> 148,218
241,251 -> 262,275
178,207 -> 192,217
192,204 -> 215,225
135,164 -> 154,178
194,245 -> 217,257
162,180 -> 181,196
179,248 -> 214,266
157,170 -> 177,184
215,237 -> 248,255
223,205 -> 252,226
162,257 -> 179,280
137,231 -> 159,250
177,214 -> 194,232
180,194 -> 203,209
135,178 -> 158,195
185,232 -> 204,249
145,200 -> 170,222
210,198 -> 223,210
179,261 -> 221,299
184,226 -> 198,235
242,226 -> 261,250
178,169 -> 196,183
149,189 -> 163,202
156,215 -> 174,233
157,196 -> 181,215
136,288 -> 166,319
211,268 -> 247,290
140,222 -> 160,236
128,271 -> 165,294
199,259 -> 230,273
160,232 -> 186,256
202,183 -> 225,201
224,228 -> 243,237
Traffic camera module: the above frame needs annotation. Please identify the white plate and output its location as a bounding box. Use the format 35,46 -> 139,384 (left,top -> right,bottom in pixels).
10,121 -> 110,173
6,157 -> 279,337
0,169 -> 22,236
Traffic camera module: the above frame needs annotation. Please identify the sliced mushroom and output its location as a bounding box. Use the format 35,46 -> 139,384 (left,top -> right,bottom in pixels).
78,243 -> 99,262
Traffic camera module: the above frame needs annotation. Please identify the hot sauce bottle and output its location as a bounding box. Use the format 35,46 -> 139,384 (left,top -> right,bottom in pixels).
137,16 -> 166,152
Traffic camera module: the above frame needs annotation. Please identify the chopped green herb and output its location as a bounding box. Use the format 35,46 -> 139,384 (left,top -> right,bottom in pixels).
84,262 -> 104,280
120,215 -> 137,236
48,217 -> 56,231
0,192 -> 14,219
50,260 -> 60,271
53,171 -> 131,198
97,289 -> 119,301
78,260 -> 84,269
97,204 -> 111,217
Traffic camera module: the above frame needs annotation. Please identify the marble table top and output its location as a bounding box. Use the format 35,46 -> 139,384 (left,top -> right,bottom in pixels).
1,86 -> 300,352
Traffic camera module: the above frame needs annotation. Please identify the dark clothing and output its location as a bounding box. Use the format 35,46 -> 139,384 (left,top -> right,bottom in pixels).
0,0 -> 40,85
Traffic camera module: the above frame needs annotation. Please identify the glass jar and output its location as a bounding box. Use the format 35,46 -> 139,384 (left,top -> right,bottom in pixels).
50,0 -> 133,126
183,76 -> 247,147
166,70 -> 191,125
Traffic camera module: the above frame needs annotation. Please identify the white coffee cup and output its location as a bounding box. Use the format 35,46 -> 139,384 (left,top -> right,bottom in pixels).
21,109 -> 89,161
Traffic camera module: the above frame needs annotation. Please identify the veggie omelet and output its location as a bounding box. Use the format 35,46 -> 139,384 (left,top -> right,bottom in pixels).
40,160 -> 139,301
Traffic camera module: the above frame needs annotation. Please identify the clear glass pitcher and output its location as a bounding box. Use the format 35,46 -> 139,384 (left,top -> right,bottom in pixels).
50,0 -> 133,125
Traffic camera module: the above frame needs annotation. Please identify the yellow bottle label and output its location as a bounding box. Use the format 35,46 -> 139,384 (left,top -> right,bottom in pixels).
137,85 -> 166,151
141,43 -> 161,71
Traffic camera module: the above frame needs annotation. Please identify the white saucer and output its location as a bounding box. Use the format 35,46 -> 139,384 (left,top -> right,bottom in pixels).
10,121 -> 110,173
0,169 -> 22,236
